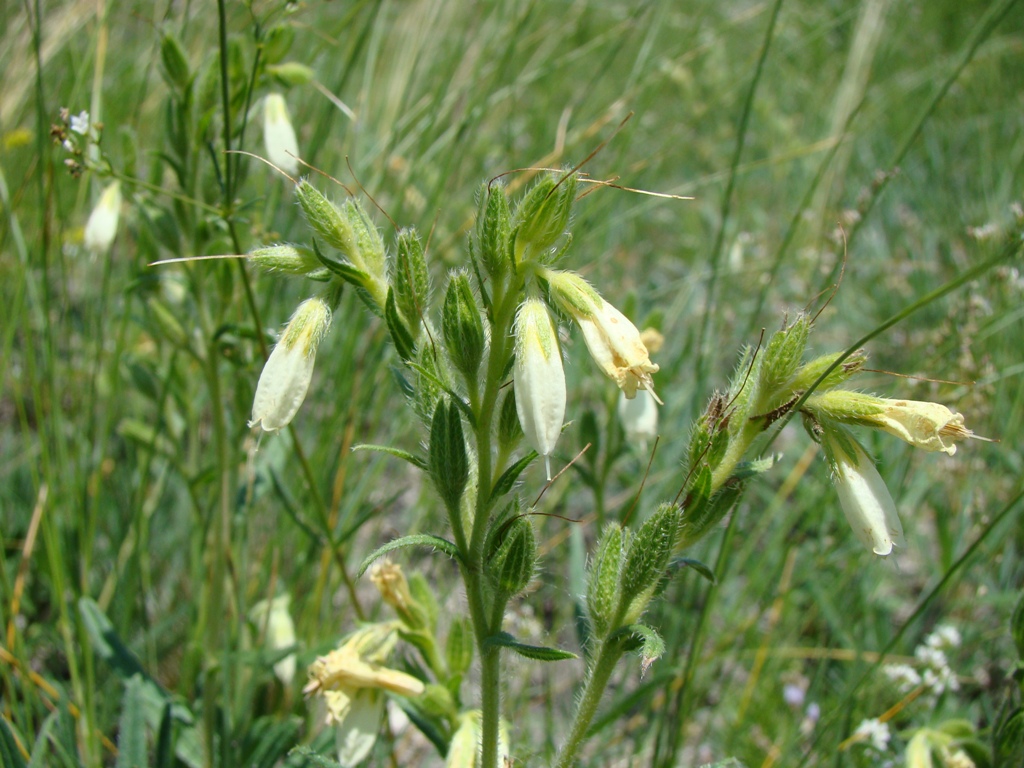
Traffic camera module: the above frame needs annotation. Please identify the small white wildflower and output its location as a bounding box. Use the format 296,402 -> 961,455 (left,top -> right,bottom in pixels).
925,625 -> 962,651
915,645 -> 948,670
853,718 -> 891,752
69,110 -> 90,135
882,663 -> 922,694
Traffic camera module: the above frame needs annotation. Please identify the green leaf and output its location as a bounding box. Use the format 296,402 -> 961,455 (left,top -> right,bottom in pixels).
490,451 -> 537,501
352,443 -> 428,471
669,557 -> 717,583
287,746 -> 344,768
155,704 -> 172,768
484,632 -> 577,661
497,387 -> 523,451
385,287 -> 416,361
614,623 -> 666,672
78,598 -> 204,768
1011,589 -> 1024,660
356,534 -> 462,577
311,239 -> 369,289
159,34 -> 191,92
0,718 -> 27,768
441,272 -> 484,382
116,675 -> 147,768
245,717 -> 302,768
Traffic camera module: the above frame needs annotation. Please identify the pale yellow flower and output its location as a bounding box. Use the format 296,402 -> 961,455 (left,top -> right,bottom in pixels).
250,298 -> 332,432
867,399 -> 974,456
305,624 -> 425,767
84,181 -> 122,254
263,93 -> 300,177
250,594 -> 297,685
545,270 -> 660,401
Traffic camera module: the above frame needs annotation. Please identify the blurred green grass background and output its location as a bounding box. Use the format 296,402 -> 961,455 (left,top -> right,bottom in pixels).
2,0 -> 1023,765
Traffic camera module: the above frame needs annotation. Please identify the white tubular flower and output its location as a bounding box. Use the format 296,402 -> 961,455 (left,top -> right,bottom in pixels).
618,389 -> 658,449
545,270 -> 660,402
514,299 -> 566,480
263,93 -> 300,177
823,429 -> 905,556
250,594 -> 297,685
84,181 -> 122,254
250,297 -> 332,432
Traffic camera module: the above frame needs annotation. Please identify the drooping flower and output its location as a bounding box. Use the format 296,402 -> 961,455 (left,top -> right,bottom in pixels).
822,427 -> 905,556
263,93 -> 300,177
618,389 -> 658,448
304,623 -> 425,767
805,391 -> 977,456
250,297 -> 332,432
249,594 -> 297,685
513,298 -> 566,480
544,270 -> 660,401
83,181 -> 122,254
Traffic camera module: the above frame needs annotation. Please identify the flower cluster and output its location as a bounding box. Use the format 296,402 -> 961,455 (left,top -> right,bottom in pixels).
513,268 -> 660,478
883,624 -> 962,702
806,392 -> 979,556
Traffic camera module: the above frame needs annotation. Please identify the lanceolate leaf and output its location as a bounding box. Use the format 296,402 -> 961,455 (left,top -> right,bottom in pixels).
484,632 -> 577,661
356,534 -> 462,577
490,451 -> 537,501
352,443 -> 428,471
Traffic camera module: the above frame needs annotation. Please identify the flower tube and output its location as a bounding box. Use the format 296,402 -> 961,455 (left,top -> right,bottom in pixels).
250,297 -> 332,432
822,427 -> 905,556
545,270 -> 660,401
263,93 -> 300,177
514,299 -> 566,480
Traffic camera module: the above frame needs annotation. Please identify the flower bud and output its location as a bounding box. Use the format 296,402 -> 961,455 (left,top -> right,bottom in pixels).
250,297 -> 332,432
822,427 -> 905,556
442,272 -> 485,382
513,299 -> 566,479
546,270 -> 660,401
249,594 -> 297,685
263,93 -> 300,177
370,561 -> 429,631
84,181 -> 122,254
248,244 -> 325,277
266,62 -> 315,86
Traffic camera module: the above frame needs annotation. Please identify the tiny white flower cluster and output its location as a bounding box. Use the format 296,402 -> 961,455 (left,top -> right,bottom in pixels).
883,624 -> 961,701
853,717 -> 891,752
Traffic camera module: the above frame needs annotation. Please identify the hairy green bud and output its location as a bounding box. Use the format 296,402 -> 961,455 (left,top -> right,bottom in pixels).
476,182 -> 513,277
160,33 -> 191,91
586,523 -> 624,638
487,516 -> 537,597
266,62 -> 315,87
446,616 -> 474,679
442,272 -> 485,382
393,229 -> 430,334
429,398 -> 468,514
619,504 -> 679,624
790,349 -> 868,394
248,244 -> 327,278
758,315 -> 810,400
514,172 -> 578,261
261,24 -> 295,65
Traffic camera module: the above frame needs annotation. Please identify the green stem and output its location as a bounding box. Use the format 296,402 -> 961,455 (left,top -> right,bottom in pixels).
554,638 -> 624,768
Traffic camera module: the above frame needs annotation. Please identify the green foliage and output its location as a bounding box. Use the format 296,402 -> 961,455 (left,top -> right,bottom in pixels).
429,397 -> 470,514
442,272 -> 485,383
